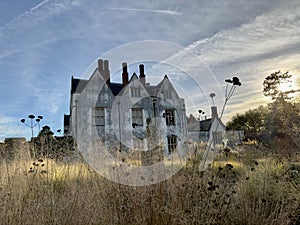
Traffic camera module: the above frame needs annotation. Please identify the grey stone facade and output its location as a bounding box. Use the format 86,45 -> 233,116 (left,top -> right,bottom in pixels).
64,59 -> 187,157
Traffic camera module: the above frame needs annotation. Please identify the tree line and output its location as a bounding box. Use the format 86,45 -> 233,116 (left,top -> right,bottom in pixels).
226,71 -> 300,154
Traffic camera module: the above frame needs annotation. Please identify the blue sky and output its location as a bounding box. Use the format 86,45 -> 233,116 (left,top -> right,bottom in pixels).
1,0 -> 300,141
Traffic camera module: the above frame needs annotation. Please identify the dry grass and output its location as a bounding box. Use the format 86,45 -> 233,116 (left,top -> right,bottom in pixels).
0,145 -> 300,225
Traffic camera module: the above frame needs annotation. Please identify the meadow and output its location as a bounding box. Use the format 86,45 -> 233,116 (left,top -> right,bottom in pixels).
0,144 -> 300,225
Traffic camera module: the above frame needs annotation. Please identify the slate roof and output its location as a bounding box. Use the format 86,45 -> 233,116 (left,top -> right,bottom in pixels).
200,118 -> 213,131
71,77 -> 124,96
109,82 -> 123,96
145,74 -> 168,97
64,114 -> 70,127
187,119 -> 212,132
71,77 -> 89,94
71,72 -> 168,97
187,118 -> 225,132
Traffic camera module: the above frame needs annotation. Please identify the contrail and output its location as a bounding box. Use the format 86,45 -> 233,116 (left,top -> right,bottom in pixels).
108,7 -> 181,16
0,0 -> 50,31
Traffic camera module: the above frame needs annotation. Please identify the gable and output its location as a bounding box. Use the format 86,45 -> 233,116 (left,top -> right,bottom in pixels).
118,73 -> 150,98
153,75 -> 180,99
77,69 -> 114,106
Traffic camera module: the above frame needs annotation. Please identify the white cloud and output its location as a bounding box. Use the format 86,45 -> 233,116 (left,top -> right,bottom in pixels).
0,116 -> 27,142
142,3 -> 300,120
188,5 -> 300,66
0,0 -> 80,32
1,0 -> 300,139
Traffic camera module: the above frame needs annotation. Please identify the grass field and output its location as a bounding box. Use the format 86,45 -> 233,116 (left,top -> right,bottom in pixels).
0,145 -> 300,225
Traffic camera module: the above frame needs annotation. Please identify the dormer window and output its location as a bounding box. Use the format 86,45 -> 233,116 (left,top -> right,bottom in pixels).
131,87 -> 141,97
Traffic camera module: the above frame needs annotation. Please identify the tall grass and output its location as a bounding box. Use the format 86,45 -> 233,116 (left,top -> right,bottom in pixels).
0,145 -> 300,225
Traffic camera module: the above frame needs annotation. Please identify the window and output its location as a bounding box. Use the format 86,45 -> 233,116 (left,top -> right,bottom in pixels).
165,109 -> 175,126
167,135 -> 177,154
132,108 -> 143,126
131,87 -> 141,97
92,107 -> 105,126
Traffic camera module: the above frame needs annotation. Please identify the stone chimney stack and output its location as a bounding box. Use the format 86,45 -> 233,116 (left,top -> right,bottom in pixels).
98,59 -> 104,71
211,106 -> 218,118
98,59 -> 110,85
139,64 -> 146,85
122,62 -> 129,87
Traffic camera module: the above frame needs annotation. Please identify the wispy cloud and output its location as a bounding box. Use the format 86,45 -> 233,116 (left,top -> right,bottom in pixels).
143,3 -> 300,119
1,0 -> 300,139
187,5 -> 300,66
0,116 -> 16,124
0,0 -> 80,32
0,116 -> 24,142
108,7 -> 181,16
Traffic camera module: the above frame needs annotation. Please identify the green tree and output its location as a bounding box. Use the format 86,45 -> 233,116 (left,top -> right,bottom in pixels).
263,71 -> 300,153
264,95 -> 300,151
226,105 -> 268,136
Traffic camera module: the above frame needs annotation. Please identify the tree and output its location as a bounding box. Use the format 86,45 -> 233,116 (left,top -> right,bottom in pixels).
263,71 -> 299,100
35,125 -> 54,157
263,71 -> 300,153
38,125 -> 54,137
226,105 -> 268,135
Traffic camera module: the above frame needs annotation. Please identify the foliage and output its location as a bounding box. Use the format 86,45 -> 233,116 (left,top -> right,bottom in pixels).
226,105 -> 269,135
37,125 -> 54,138
227,70 -> 300,154
264,94 -> 300,152
263,70 -> 299,100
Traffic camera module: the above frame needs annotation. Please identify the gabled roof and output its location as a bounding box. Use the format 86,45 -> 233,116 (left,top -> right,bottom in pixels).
187,117 -> 225,132
200,118 -> 213,131
71,77 -> 89,94
145,85 -> 159,96
128,72 -> 139,83
187,119 -> 212,132
71,77 -> 123,96
145,74 -> 168,97
71,72 -> 177,98
200,117 -> 226,132
109,82 -> 123,96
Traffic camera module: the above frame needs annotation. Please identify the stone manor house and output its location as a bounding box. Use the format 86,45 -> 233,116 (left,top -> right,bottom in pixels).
64,59 -> 187,156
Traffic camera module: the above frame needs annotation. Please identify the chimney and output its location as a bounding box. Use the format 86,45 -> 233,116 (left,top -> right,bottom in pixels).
102,59 -> 110,85
98,59 -> 104,71
139,64 -> 146,85
122,62 -> 129,87
211,106 -> 218,118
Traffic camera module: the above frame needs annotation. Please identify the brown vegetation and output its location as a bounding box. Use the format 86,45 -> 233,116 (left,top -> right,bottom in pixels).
1,144 -> 300,225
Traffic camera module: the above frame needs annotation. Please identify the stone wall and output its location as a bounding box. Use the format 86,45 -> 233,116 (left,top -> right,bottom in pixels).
0,138 -> 30,161
0,136 -> 77,162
